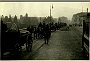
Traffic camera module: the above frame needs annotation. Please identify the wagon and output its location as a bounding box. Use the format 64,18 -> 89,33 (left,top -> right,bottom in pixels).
1,22 -> 32,59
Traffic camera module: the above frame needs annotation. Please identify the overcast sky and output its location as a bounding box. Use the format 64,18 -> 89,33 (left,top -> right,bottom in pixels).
0,2 -> 90,20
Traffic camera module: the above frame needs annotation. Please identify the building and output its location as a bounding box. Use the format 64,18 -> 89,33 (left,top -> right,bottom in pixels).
72,12 -> 90,26
28,17 -> 38,26
20,13 -> 39,27
53,18 -> 58,23
43,16 -> 54,24
1,15 -> 13,23
58,16 -> 69,25
39,17 -> 46,23
19,13 -> 55,27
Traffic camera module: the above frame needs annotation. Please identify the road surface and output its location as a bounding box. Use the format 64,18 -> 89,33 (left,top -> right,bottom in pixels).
27,27 -> 86,60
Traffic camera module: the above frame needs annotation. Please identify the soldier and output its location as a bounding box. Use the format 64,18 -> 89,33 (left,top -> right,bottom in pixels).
38,22 -> 42,39
38,22 -> 42,28
34,26 -> 37,39
37,27 -> 40,38
42,22 -> 46,38
26,32 -> 33,51
27,26 -> 33,37
39,27 -> 43,39
27,26 -> 33,51
49,22 -> 52,32
44,24 -> 50,44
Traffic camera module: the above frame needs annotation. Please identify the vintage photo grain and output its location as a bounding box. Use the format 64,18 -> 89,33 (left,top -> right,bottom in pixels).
0,2 -> 90,60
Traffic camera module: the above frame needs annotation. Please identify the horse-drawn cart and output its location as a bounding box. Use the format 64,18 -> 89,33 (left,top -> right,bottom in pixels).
1,22 -> 32,59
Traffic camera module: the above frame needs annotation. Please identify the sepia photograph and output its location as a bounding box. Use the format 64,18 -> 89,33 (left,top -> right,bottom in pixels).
0,2 -> 90,60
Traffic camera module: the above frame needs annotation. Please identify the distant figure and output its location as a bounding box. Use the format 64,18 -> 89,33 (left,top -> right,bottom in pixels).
44,24 -> 51,44
27,26 -> 33,51
26,32 -> 33,51
34,26 -> 37,39
37,27 -> 40,38
27,26 -> 33,36
38,22 -> 42,28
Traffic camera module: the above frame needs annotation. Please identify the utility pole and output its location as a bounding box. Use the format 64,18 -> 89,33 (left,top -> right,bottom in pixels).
50,6 -> 51,23
50,4 -> 53,23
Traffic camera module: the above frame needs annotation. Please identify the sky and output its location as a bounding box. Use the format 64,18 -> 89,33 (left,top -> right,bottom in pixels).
0,2 -> 90,20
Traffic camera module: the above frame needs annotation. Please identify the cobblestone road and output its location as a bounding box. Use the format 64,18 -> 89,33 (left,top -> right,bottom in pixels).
27,27 -> 86,60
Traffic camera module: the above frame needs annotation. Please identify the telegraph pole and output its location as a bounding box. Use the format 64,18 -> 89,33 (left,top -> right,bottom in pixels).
50,4 -> 53,23
50,6 -> 51,22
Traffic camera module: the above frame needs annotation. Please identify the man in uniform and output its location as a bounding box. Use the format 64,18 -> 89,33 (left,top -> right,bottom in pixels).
27,26 -> 33,51
44,24 -> 51,44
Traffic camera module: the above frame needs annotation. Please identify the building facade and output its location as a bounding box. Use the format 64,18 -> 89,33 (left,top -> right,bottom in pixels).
72,12 -> 90,26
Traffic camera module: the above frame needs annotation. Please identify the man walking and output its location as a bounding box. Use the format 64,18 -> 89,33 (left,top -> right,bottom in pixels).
44,24 -> 51,44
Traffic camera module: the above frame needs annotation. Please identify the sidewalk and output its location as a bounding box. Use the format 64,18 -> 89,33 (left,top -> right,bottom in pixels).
20,31 -> 56,59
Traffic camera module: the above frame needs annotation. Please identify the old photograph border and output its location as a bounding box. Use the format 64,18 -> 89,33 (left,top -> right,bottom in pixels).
0,0 -> 90,60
